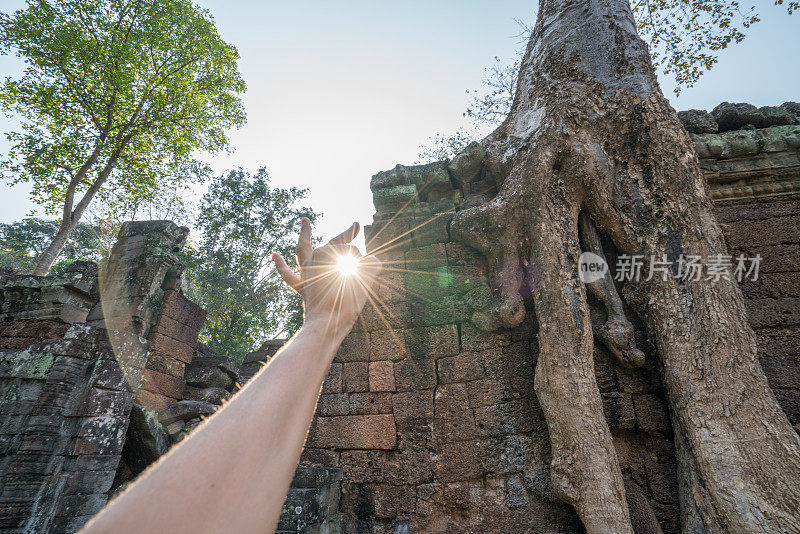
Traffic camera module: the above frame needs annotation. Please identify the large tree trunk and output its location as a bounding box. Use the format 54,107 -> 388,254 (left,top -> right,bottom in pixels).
32,219 -> 77,276
450,0 -> 800,531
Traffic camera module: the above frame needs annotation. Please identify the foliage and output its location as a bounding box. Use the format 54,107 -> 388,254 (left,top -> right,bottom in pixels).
417,55 -> 520,163
182,168 -> 317,360
416,129 -> 477,163
0,217 -> 103,273
417,55 -> 519,162
633,0 -> 759,94
0,0 -> 246,272
464,55 -> 520,126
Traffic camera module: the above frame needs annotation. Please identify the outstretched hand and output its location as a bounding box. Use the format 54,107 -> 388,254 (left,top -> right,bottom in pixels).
272,218 -> 381,333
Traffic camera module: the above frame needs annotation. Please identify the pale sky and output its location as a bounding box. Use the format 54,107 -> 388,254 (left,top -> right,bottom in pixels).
0,0 -> 798,246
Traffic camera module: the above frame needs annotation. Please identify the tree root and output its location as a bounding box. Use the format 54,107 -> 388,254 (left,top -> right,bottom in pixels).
578,211 -> 645,368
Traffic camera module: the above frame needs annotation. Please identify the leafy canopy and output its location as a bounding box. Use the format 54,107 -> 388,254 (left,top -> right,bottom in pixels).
182,168 -> 317,360
0,0 -> 246,216
633,0 -> 789,93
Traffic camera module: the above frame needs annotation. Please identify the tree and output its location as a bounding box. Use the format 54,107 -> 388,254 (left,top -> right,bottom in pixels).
0,217 -> 103,273
182,168 -> 317,360
0,0 -> 246,275
447,0 -> 800,531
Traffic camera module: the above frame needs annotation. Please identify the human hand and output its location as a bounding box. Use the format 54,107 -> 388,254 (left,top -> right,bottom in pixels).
272,218 -> 381,335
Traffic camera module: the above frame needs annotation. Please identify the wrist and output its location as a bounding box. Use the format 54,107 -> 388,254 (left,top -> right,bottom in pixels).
298,314 -> 354,354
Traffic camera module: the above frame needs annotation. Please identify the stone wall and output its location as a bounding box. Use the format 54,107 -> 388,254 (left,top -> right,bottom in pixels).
0,222 -> 199,532
302,115 -> 800,532
0,323 -> 146,531
0,221 -> 337,533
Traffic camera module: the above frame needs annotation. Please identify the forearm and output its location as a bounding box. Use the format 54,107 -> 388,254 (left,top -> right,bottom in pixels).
82,319 -> 347,534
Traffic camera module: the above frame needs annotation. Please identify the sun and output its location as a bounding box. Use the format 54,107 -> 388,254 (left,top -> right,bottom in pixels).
336,254 -> 360,277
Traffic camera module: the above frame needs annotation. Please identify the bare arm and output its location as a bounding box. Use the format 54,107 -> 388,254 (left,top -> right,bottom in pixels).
82,219 -> 379,533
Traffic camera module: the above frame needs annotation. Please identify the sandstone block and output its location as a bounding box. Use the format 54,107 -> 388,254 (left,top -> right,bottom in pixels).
405,243 -> 447,271
392,389 -> 434,421
343,361 -> 370,393
465,378 -> 516,408
299,447 -> 339,467
405,325 -> 459,359
773,388 -> 800,423
358,303 -> 410,331
368,361 -> 396,392
336,331 -> 370,362
434,383 -> 469,413
601,392 -> 636,430
150,314 -> 200,346
182,385 -> 231,405
74,389 -> 135,418
340,450 -> 386,483
322,363 -> 343,394
317,393 -> 349,416
147,333 -> 193,363
745,298 -> 800,329
134,389 -> 177,412
394,358 -> 436,391
157,400 -> 216,426
437,353 -> 485,383
434,440 -> 485,482
432,408 -> 477,443
460,323 -> 510,351
147,350 -> 186,379
409,296 -> 457,326
413,213 -> 452,246
349,392 -> 393,415
370,269 -> 407,305
159,290 -> 206,330
760,356 -> 800,390
365,218 -> 414,253
633,394 -> 671,433
446,242 -> 482,266
142,368 -> 185,399
310,415 -> 397,450
63,470 -> 116,495
184,362 -> 233,390
372,484 -> 417,518
473,400 -> 534,438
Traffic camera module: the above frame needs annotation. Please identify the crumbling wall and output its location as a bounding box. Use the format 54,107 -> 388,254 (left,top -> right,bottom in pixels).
0,220 -> 340,533
0,221 -> 194,533
0,325 -> 146,532
0,261 -> 97,352
305,114 -> 800,533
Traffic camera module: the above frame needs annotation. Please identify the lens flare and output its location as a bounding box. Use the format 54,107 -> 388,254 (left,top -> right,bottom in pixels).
336,254 -> 359,277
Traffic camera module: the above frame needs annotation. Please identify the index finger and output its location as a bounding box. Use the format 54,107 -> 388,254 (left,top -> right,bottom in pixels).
296,217 -> 313,265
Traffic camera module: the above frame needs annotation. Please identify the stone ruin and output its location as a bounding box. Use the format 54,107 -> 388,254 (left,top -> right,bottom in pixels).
0,221 -> 303,532
0,103 -> 797,532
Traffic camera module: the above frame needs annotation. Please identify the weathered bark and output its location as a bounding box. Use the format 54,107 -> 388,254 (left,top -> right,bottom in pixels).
33,220 -> 78,276
450,0 -> 800,531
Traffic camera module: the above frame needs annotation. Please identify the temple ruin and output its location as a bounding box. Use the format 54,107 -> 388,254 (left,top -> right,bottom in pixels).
0,103 -> 798,532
